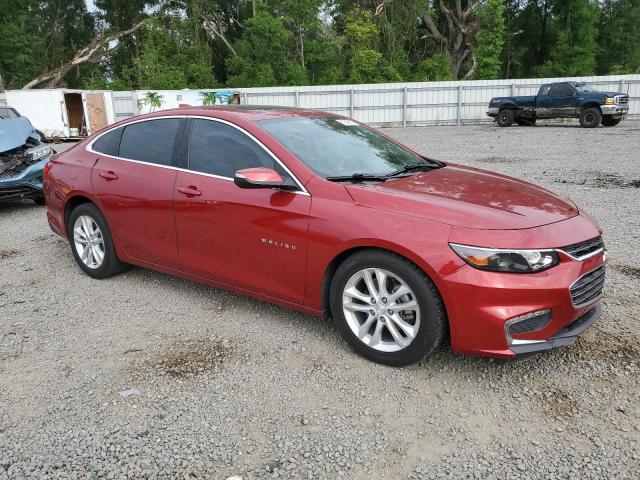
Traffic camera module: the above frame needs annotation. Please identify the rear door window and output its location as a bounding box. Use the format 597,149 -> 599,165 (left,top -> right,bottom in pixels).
549,83 -> 573,97
119,118 -> 183,166
92,127 -> 123,156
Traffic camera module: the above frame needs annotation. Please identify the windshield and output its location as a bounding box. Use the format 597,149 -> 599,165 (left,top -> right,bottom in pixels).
259,116 -> 433,178
575,83 -> 597,93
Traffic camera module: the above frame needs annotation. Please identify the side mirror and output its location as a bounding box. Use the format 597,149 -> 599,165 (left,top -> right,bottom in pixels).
234,167 -> 284,189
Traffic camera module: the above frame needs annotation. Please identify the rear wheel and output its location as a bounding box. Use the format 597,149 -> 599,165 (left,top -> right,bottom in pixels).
579,107 -> 602,128
496,109 -> 515,127
68,203 -> 127,279
601,116 -> 622,127
330,250 -> 446,366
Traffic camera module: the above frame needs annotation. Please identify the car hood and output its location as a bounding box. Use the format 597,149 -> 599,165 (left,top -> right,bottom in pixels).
0,117 -> 37,153
345,164 -> 579,230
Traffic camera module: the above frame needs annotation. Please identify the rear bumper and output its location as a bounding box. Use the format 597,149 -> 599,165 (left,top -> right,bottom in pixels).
486,107 -> 499,116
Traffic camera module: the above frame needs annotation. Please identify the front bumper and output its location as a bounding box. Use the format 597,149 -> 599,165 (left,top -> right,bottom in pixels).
0,154 -> 51,202
486,107 -> 499,117
440,218 -> 606,359
508,305 -> 600,354
601,104 -> 628,116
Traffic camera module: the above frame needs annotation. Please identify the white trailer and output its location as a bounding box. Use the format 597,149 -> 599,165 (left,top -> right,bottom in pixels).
3,89 -> 115,140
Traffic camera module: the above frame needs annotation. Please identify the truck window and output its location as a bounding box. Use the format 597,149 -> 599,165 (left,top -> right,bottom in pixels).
539,85 -> 551,96
549,83 -> 574,97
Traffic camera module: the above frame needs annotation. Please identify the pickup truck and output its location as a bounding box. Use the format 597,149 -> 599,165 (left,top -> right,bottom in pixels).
487,81 -> 630,128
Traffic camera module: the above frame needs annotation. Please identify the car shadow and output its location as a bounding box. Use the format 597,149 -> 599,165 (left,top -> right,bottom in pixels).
0,199 -> 44,213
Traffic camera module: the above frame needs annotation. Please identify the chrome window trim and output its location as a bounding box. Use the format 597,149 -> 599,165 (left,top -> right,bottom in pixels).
568,263 -> 606,309
556,246 -> 604,262
86,114 -> 310,197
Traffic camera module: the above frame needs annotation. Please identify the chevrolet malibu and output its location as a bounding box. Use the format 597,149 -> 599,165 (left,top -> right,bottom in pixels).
44,106 -> 605,366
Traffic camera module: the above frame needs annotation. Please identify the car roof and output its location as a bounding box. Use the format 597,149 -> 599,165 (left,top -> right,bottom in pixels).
145,105 -> 337,123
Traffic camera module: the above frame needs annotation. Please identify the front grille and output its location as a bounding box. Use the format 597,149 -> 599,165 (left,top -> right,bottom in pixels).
570,265 -> 605,308
559,236 -> 604,260
615,95 -> 629,105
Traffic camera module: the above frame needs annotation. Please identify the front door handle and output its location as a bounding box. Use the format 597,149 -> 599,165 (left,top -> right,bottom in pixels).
99,170 -> 118,180
177,185 -> 202,197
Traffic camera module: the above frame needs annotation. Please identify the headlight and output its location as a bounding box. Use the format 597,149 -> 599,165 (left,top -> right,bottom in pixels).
449,243 -> 559,273
26,145 -> 53,162
604,98 -> 614,105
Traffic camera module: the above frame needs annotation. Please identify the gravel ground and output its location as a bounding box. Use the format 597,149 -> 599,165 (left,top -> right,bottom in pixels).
1,122 -> 639,479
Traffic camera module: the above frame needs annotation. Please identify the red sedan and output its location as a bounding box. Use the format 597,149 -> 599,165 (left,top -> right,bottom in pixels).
44,107 -> 605,365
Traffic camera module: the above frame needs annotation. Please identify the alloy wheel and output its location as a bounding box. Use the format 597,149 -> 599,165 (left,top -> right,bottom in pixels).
342,268 -> 421,352
73,215 -> 105,269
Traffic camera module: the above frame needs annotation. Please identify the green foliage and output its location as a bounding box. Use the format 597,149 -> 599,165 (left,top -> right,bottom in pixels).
598,0 -> 640,74
344,9 -> 402,83
200,92 -> 218,105
127,17 -> 215,90
474,0 -> 506,79
413,55 -> 454,81
226,11 -> 308,87
138,91 -> 164,111
2,0 -> 639,89
535,0 -> 599,77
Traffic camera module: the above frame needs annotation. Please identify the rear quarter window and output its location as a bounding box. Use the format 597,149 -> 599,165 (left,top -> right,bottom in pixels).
92,127 -> 123,156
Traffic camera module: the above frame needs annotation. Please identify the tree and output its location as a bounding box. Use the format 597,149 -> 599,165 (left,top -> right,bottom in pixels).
536,0 -> 599,76
226,11 -> 307,87
473,0 -> 506,79
344,9 -> 402,83
598,0 -> 640,74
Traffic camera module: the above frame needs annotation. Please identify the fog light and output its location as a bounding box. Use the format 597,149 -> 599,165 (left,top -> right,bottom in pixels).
504,309 -> 551,346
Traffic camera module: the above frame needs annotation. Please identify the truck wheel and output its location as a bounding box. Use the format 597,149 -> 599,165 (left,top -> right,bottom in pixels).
601,116 -> 622,127
579,107 -> 602,128
496,110 -> 515,127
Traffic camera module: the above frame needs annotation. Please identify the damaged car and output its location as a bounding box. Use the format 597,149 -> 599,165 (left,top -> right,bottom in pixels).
0,115 -> 53,204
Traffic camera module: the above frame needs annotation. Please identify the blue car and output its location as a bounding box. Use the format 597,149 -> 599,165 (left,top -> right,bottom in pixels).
0,114 -> 54,204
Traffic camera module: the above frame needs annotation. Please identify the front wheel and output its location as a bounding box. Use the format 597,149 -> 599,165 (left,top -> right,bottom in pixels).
68,203 -> 128,279
579,107 -> 602,128
496,109 -> 515,127
330,250 -> 446,366
601,116 -> 622,127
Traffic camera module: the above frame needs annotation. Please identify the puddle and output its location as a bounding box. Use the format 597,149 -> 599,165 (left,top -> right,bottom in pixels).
478,156 -> 520,164
612,264 -> 640,279
537,387 -> 579,417
0,249 -> 22,260
555,172 -> 640,188
149,338 -> 241,378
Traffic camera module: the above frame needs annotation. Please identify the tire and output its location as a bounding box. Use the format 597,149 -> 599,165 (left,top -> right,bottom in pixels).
329,249 -> 446,366
32,194 -> 45,205
67,202 -> 127,279
516,117 -> 536,126
601,116 -> 622,127
579,107 -> 602,128
496,109 -> 515,127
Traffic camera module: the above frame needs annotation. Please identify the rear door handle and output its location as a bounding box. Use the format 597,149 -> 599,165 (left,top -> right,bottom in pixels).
177,185 -> 202,197
99,170 -> 118,180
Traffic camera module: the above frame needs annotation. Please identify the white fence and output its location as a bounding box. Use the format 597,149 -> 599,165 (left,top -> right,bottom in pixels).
2,74 -> 639,131
233,74 -> 640,126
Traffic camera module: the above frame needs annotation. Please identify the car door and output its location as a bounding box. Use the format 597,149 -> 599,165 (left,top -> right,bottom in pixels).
173,117 -> 311,303
90,117 -> 186,268
542,83 -> 577,116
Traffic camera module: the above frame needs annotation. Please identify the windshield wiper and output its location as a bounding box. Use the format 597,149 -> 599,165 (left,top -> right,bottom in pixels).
325,173 -> 388,183
385,161 -> 441,178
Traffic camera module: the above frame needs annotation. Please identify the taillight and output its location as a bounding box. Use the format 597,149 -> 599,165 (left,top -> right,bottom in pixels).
43,161 -> 54,178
